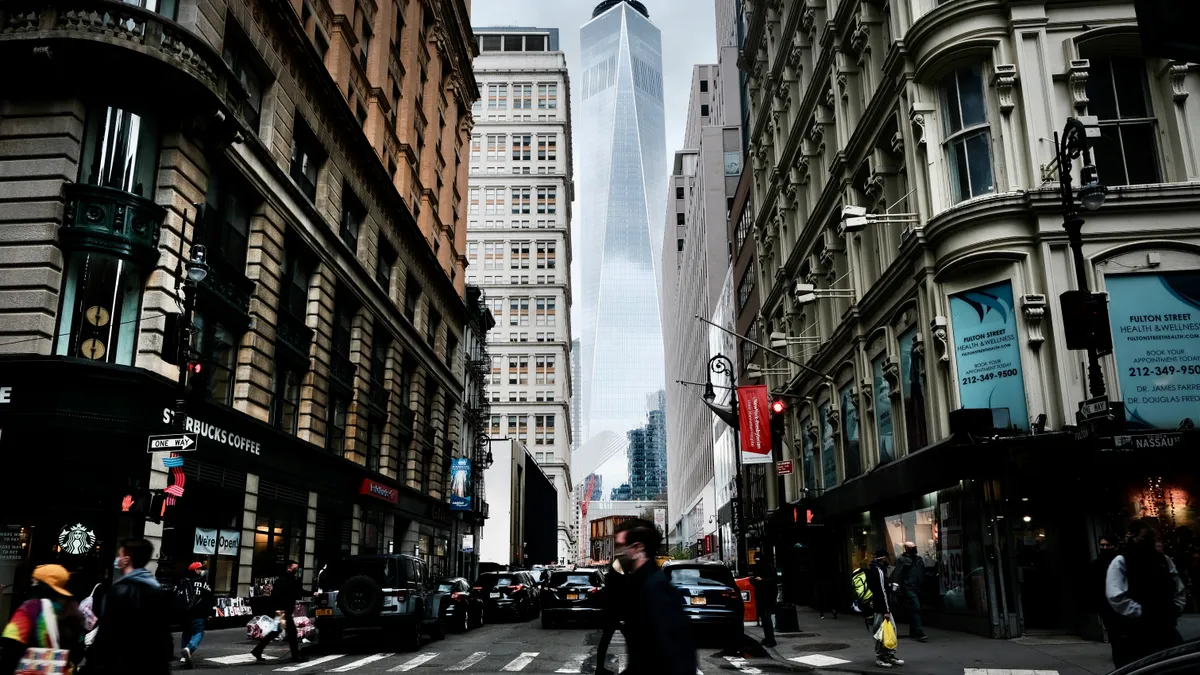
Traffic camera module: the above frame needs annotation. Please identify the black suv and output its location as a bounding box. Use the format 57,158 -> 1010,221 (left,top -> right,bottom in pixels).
541,569 -> 606,628
473,571 -> 540,620
662,561 -> 744,643
313,554 -> 444,650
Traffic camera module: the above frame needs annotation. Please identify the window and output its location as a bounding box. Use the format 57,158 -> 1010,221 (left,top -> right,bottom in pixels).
54,252 -> 144,365
359,19 -> 372,68
488,414 -> 502,436
700,104 -> 710,117
365,417 -> 384,473
271,363 -> 302,433
537,83 -> 558,109
486,134 -> 505,161
280,245 -> 312,321
491,355 -> 502,384
535,355 -> 556,384
676,186 -> 685,200
537,135 -> 557,162
537,186 -> 557,214
535,297 -> 556,326
470,135 -> 481,162
1086,55 -> 1159,186
202,165 -> 255,273
468,188 -> 480,215
514,84 -> 533,109
486,297 -> 503,321
222,21 -> 268,130
290,115 -> 324,201
404,273 -> 421,323
509,355 -> 529,385
700,79 -> 708,92
512,134 -> 532,161
510,241 -> 530,269
485,187 -> 505,214
484,242 -> 503,269
80,105 -> 159,197
737,271 -> 754,309
511,187 -> 531,214
327,395 -> 348,454
535,414 -> 555,445
445,333 -> 457,367
193,312 -> 239,407
340,183 -> 366,251
467,242 -> 480,260
939,64 -> 994,203
536,241 -> 556,269
507,414 -> 529,443
736,193 -> 753,250
509,297 -> 529,326
376,236 -> 397,291
676,212 -> 685,226
487,83 -> 508,110
426,307 -> 441,347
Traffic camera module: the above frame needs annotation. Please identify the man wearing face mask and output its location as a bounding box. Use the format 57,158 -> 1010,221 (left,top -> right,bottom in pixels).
1106,520 -> 1186,667
612,519 -> 695,675
177,562 -> 214,668
251,561 -> 305,663
84,538 -> 173,675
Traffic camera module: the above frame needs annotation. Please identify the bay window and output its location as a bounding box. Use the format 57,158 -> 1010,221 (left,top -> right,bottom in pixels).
54,253 -> 143,365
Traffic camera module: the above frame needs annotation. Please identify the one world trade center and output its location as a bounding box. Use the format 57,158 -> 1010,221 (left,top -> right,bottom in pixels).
575,0 -> 667,481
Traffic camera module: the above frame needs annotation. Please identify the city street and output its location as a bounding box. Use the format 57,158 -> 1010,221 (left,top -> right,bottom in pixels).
183,619 -> 789,675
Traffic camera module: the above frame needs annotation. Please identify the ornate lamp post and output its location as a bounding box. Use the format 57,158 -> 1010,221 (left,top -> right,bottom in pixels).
702,353 -> 748,575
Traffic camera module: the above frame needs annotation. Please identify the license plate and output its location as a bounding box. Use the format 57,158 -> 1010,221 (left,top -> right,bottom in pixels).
690,597 -> 707,605
567,594 -> 579,600
490,592 -> 501,599
315,608 -> 333,616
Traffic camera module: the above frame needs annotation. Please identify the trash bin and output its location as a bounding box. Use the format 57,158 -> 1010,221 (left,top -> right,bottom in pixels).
774,603 -> 799,632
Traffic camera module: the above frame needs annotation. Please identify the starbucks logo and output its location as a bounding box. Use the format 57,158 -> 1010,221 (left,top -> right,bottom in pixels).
58,524 -> 96,555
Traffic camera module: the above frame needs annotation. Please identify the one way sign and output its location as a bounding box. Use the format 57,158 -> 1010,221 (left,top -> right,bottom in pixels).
146,433 -> 198,453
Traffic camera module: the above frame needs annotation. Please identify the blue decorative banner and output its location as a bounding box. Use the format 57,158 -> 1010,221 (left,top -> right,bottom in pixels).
840,383 -> 861,478
1107,272 -> 1200,430
801,417 -> 816,492
820,403 -> 837,488
949,280 -> 1029,430
449,457 -> 471,511
872,354 -> 894,462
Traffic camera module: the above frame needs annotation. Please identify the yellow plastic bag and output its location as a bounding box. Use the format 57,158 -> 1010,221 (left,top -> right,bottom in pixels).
881,617 -> 898,650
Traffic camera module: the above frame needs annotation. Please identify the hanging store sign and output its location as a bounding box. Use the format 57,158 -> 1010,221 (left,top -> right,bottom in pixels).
736,385 -> 773,462
359,479 -> 399,504
217,529 -> 240,556
1106,272 -> 1200,430
776,459 -> 794,475
949,280 -> 1029,430
193,528 -> 217,555
449,458 -> 472,512
58,523 -> 96,555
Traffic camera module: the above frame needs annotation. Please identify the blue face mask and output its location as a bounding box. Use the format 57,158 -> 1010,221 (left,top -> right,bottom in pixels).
113,556 -> 125,577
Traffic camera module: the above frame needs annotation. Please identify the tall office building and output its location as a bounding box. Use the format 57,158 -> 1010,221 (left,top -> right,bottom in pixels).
467,28 -> 576,564
627,391 -> 668,501
575,0 -> 669,482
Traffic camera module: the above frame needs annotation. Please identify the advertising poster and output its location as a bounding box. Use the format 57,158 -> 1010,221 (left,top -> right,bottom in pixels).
1107,272 -> 1200,429
949,280 -> 1029,430
801,417 -> 816,492
872,354 -> 894,462
736,385 -> 774,464
820,403 -> 837,488
449,457 -> 471,511
839,383 -> 861,478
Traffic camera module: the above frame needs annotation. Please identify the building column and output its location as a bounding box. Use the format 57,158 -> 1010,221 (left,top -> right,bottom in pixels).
350,504 -> 362,555
238,473 -> 260,598
305,492 -> 318,588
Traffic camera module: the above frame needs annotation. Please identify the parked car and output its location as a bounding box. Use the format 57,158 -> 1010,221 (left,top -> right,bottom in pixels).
1109,639 -> 1200,674
541,568 -> 606,629
434,577 -> 484,633
473,571 -> 540,620
312,554 -> 444,650
662,560 -> 744,642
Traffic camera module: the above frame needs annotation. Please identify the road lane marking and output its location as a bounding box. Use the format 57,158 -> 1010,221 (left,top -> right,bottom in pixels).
790,655 -> 852,667
723,656 -> 763,675
447,652 -> 489,671
330,653 -> 394,671
501,653 -> 540,672
273,654 -> 344,671
555,654 -> 587,673
206,654 -> 279,664
387,653 -> 440,672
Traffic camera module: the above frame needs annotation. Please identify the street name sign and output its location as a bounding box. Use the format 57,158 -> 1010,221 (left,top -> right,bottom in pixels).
776,460 -> 794,475
147,432 -> 198,452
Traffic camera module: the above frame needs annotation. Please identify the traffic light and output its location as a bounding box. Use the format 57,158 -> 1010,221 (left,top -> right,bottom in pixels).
769,399 -> 786,456
162,312 -> 183,365
1060,290 -> 1113,356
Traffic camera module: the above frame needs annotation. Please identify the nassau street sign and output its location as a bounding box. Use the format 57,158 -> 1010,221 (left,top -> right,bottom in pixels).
146,433 -> 198,453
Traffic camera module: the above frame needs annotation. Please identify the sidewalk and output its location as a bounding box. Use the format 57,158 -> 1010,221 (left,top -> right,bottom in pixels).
745,608 -> 1118,675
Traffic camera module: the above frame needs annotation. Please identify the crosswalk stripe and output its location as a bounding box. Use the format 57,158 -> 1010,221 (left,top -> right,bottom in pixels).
206,654 -> 279,664
723,656 -> 763,675
274,654 -> 345,672
330,653 -> 395,672
555,654 -> 587,673
387,653 -> 440,672
501,652 -> 540,672
790,655 -> 851,667
447,652 -> 490,671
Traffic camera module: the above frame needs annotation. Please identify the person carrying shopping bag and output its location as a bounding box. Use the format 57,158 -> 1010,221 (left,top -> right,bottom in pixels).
865,549 -> 904,668
0,564 -> 86,674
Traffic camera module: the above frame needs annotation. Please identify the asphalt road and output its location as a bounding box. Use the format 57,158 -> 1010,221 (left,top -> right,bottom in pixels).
182,617 -> 791,675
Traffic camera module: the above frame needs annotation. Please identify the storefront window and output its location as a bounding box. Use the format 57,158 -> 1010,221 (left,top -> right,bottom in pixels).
936,484 -> 988,616
872,353 -> 894,463
252,504 -> 305,595
898,326 -> 929,451
361,510 -> 384,555
55,252 -> 143,364
801,416 -> 816,492
80,105 -> 159,197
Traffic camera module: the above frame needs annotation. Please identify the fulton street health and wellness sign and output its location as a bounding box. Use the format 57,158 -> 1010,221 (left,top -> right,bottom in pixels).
949,280 -> 1028,430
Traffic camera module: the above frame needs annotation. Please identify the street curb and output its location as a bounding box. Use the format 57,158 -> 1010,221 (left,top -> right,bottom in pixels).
758,638 -> 872,675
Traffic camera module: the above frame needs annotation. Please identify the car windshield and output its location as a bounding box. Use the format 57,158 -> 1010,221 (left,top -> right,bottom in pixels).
666,566 -> 736,588
437,583 -> 455,592
319,558 -> 405,591
479,574 -> 514,587
550,573 -> 594,586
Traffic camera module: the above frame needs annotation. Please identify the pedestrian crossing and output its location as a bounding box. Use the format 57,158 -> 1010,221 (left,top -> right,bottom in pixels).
206,650 -> 639,673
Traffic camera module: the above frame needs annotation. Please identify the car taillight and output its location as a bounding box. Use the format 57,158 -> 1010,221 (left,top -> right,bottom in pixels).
394,590 -> 408,602
720,589 -> 739,599
588,587 -> 600,594
509,584 -> 524,591
472,586 -> 483,591
451,592 -> 469,600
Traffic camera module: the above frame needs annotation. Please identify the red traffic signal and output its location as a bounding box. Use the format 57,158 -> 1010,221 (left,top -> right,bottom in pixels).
771,399 -> 786,414
187,361 -> 203,374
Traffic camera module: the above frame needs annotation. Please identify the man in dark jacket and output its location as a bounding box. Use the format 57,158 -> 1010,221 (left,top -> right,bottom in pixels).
595,563 -> 624,675
750,561 -> 778,648
1106,521 -> 1186,667
178,562 -> 214,668
890,542 -> 927,641
251,561 -> 305,663
85,538 -> 173,675
613,519 -> 695,675
866,549 -> 903,669
1087,535 -> 1122,663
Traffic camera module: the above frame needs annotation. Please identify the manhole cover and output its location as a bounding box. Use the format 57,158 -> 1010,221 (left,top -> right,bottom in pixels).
777,632 -> 818,638
790,642 -> 851,652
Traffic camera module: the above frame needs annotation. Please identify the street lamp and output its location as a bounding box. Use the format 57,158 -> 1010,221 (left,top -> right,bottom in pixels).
793,282 -> 856,305
702,354 -> 749,575
1055,115 -> 1109,399
837,204 -> 921,237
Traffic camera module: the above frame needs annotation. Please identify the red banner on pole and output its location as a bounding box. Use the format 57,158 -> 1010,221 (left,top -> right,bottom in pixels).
737,385 -> 773,457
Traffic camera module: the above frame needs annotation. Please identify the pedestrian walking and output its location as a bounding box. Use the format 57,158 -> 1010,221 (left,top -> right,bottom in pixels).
816,555 -> 839,620
251,561 -> 305,664
890,542 -> 927,642
176,562 -> 214,669
0,564 -> 86,674
866,549 -> 904,668
612,519 -> 695,675
83,538 -> 173,675
595,560 -> 625,675
1106,520 -> 1186,667
1087,535 -> 1123,663
749,561 -> 778,648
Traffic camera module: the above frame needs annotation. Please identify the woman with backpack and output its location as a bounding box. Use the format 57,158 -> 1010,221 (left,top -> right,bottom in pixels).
0,564 -> 86,674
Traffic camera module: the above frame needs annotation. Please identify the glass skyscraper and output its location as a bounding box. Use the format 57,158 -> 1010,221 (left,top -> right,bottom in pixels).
577,0 -> 668,469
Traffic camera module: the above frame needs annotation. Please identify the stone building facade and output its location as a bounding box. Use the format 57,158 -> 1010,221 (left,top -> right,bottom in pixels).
0,0 -> 478,604
742,0 -> 1200,637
